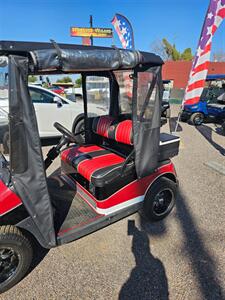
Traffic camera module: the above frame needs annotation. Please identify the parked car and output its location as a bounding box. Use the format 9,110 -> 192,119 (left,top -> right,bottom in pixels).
48,85 -> 65,96
0,85 -> 108,152
181,75 -> 225,125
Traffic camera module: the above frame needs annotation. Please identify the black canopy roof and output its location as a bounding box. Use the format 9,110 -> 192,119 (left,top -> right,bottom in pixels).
0,40 -> 163,74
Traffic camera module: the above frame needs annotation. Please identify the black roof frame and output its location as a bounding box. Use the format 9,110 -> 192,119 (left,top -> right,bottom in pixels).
0,40 -> 164,74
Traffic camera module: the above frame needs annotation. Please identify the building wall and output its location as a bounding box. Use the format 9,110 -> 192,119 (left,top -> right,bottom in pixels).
162,61 -> 225,89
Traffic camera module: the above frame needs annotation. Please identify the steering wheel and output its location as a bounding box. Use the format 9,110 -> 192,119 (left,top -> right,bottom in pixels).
44,122 -> 85,170
54,122 -> 77,143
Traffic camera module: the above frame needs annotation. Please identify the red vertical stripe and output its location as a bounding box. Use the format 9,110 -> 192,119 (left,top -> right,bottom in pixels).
115,120 -> 132,145
96,116 -> 114,137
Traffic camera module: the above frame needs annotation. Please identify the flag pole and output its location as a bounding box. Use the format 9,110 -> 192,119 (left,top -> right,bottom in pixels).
174,104 -> 183,133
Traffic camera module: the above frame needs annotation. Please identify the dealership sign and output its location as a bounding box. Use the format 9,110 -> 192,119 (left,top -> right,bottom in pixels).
70,27 -> 113,38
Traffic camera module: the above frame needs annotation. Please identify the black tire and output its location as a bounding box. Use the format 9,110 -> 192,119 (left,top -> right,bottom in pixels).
180,116 -> 187,122
180,111 -> 188,122
190,112 -> 204,126
2,131 -> 9,155
73,118 -> 85,144
0,226 -> 33,294
143,177 -> 177,222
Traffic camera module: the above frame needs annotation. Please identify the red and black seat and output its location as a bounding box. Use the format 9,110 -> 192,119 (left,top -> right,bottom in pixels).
91,115 -> 133,145
61,116 -> 134,187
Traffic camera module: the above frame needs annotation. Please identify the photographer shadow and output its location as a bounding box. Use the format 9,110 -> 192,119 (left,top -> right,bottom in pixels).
119,219 -> 169,300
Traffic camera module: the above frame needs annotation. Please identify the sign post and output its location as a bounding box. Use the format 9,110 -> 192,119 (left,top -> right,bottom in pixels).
70,15 -> 113,46
90,15 -> 93,46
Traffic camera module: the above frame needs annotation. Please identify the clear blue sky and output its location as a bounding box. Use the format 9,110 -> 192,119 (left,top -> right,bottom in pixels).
1,0 -> 225,56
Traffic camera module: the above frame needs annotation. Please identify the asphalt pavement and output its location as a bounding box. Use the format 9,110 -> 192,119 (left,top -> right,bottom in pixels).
1,105 -> 225,300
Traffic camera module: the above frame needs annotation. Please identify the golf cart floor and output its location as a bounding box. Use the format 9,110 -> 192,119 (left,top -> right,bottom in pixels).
47,171 -> 141,245
47,175 -> 102,239
57,193 -> 101,235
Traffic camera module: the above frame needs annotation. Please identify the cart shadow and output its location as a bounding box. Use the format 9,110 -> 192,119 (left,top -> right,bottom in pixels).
175,190 -> 224,300
119,189 -> 224,300
29,239 -> 50,273
214,125 -> 225,136
119,219 -> 169,300
196,124 -> 225,156
169,117 -> 183,132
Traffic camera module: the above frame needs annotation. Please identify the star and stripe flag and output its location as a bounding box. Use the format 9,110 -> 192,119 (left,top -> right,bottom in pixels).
111,14 -> 134,98
183,0 -> 225,106
111,13 -> 134,50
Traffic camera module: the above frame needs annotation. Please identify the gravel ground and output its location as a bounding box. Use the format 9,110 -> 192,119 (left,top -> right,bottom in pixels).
1,105 -> 225,300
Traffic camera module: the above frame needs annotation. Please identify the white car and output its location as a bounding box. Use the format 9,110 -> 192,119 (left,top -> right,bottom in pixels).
0,85 -> 108,151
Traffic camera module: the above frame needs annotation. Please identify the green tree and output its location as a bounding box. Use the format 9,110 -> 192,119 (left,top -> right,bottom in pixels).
28,75 -> 37,83
56,76 -> 72,83
181,48 -> 193,61
161,38 -> 193,61
42,82 -> 50,89
75,77 -> 82,88
162,39 -> 181,61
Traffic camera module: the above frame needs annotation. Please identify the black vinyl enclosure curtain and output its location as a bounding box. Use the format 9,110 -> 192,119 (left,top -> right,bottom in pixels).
9,55 -> 55,248
132,66 -> 163,178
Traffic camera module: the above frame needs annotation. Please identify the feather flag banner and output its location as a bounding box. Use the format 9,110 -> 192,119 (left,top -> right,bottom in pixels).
111,14 -> 135,98
111,13 -> 134,50
183,0 -> 225,106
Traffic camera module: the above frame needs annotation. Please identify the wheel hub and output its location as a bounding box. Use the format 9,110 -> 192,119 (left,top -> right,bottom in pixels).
0,248 -> 19,284
153,189 -> 174,216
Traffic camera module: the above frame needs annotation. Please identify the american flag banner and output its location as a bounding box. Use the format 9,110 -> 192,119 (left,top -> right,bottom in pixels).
111,13 -> 134,50
111,14 -> 134,99
183,0 -> 225,106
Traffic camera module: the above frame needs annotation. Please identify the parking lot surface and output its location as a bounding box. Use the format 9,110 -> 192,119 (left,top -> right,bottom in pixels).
1,105 -> 225,300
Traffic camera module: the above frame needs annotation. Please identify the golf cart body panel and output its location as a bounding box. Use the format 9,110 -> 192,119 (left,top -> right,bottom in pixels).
0,41 -> 179,251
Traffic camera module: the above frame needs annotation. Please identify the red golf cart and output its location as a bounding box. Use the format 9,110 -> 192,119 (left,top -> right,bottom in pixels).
0,41 -> 180,293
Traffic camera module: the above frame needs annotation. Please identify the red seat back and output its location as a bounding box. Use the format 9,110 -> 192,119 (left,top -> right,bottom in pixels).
92,116 -> 133,145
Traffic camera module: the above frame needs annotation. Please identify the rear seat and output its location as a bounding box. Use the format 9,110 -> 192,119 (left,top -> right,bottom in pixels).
61,115 -> 180,187
61,116 -> 134,187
